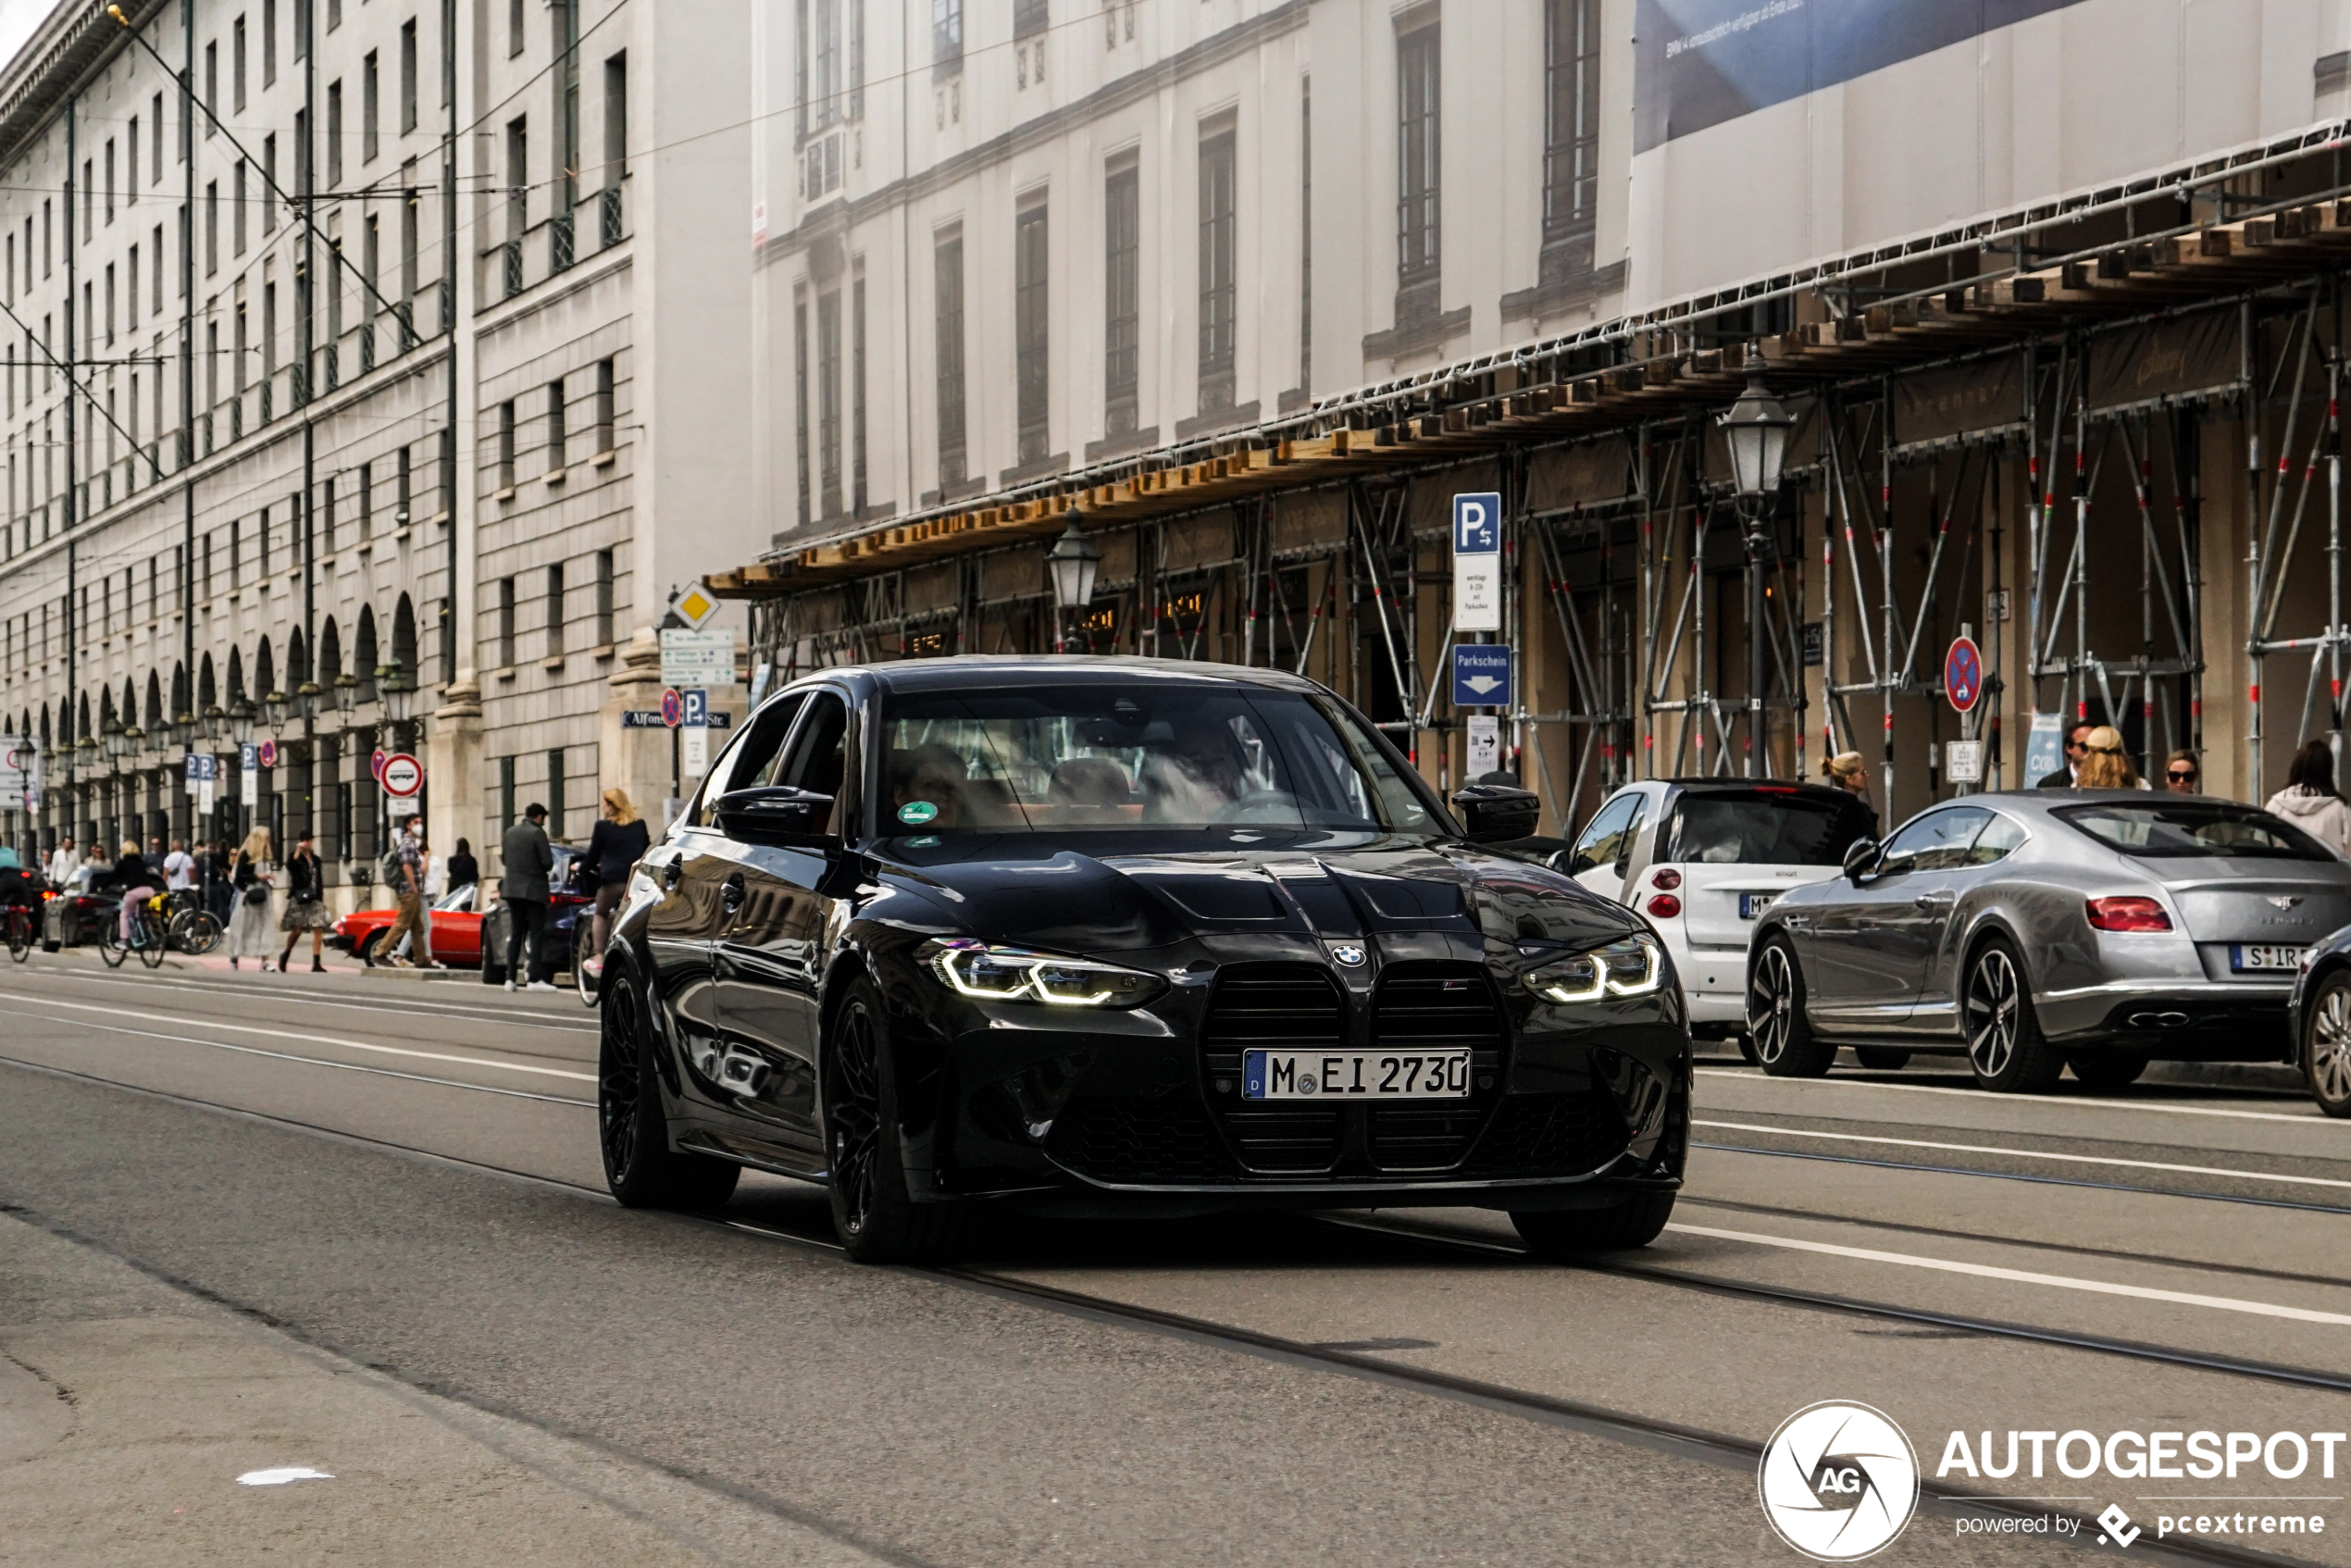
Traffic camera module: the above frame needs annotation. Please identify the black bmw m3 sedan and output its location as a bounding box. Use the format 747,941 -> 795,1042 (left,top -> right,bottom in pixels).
598,656 -> 1689,1262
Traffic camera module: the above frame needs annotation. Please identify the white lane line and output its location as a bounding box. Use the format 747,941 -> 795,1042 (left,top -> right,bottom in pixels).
0,989 -> 597,1083
6,1013 -> 596,1106
54,969 -> 593,1029
1665,1223 -> 2351,1326
1695,1119 -> 2351,1190
1696,1066 -> 2324,1126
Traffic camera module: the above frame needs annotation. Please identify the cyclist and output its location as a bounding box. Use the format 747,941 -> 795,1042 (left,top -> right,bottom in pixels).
98,839 -> 161,944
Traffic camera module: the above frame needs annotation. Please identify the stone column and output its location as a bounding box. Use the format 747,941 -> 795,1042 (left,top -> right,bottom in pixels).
601,628 -> 676,829
429,671 -> 485,885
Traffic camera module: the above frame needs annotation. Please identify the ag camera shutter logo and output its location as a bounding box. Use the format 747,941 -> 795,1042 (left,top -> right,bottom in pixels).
1759,1401 -> 1921,1561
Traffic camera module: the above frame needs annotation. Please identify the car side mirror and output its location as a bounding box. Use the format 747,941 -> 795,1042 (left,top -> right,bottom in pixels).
1451,783 -> 1542,845
1842,838 -> 1880,883
714,786 -> 838,848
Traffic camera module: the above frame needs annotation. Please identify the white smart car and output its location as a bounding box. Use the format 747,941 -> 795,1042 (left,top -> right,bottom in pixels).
1552,778 -> 1879,1046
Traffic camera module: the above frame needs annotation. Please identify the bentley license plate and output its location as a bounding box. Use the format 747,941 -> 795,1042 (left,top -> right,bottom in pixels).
1242,1050 -> 1471,1101
2231,944 -> 2309,972
1739,892 -> 1777,919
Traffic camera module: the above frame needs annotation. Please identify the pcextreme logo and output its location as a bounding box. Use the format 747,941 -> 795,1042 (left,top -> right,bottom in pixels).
1759,1401 -> 1922,1561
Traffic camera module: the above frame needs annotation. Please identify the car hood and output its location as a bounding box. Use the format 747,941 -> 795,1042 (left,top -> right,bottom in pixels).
871,836 -> 1642,954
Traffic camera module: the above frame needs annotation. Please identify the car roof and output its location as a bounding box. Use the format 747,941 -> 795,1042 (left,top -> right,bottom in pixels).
789,654 -> 1329,698
1652,778 -> 1865,803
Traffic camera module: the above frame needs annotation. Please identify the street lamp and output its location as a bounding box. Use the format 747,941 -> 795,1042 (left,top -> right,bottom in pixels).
332,670 -> 360,717
103,722 -> 128,764
295,681 -> 322,725
1720,367 -> 1797,778
1044,517 -> 1101,653
264,689 -> 290,728
230,697 -> 256,747
378,661 -> 415,728
203,704 -> 226,743
173,711 -> 196,748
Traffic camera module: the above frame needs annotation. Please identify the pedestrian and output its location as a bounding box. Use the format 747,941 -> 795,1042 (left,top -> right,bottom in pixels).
44,834 -> 75,889
583,788 -> 651,978
2265,740 -> 2351,857
445,837 -> 479,898
226,827 -> 277,971
378,816 -> 429,967
204,837 -> 234,927
1821,750 -> 1876,827
162,839 -> 195,891
498,803 -> 557,992
2072,727 -> 2144,790
2037,722 -> 2095,788
276,829 -> 333,973
100,839 -> 160,944
2161,750 -> 2201,794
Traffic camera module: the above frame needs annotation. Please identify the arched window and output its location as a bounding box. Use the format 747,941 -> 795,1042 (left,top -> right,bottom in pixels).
198,653 -> 218,713
354,604 -> 379,699
254,636 -> 275,700
392,593 -> 417,679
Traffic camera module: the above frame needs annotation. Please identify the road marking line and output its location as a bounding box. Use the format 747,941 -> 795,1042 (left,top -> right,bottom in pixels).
1696,1119 -> 2351,1190
0,989 -> 597,1082
7,1013 -> 596,1105
1696,1066 -> 2323,1126
54,969 -> 593,1028
1664,1223 -> 2351,1325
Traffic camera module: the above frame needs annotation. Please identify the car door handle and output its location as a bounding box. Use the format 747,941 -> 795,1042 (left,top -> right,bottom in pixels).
1913,892 -> 1954,909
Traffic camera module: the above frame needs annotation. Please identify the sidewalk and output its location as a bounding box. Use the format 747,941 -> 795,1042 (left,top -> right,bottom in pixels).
0,1210 -> 870,1567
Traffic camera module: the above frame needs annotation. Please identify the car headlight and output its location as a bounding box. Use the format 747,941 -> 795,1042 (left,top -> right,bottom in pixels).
1524,935 -> 1664,1004
926,939 -> 1166,1008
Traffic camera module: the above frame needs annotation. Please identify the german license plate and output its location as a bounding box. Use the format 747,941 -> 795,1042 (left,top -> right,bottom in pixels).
2231,944 -> 2308,972
1242,1050 -> 1471,1101
1739,892 -> 1777,919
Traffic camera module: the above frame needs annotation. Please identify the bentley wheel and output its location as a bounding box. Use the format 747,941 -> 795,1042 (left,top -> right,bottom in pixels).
1748,937 -> 1834,1077
2303,972 -> 2351,1118
825,978 -> 965,1263
600,974 -> 740,1210
1963,940 -> 2063,1092
1512,1192 -> 1676,1258
1853,1047 -> 1910,1070
2069,1052 -> 2149,1090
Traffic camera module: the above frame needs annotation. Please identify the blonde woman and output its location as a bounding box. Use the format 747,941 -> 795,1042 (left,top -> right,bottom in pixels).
583,787 -> 651,976
2073,727 -> 2144,790
226,826 -> 278,970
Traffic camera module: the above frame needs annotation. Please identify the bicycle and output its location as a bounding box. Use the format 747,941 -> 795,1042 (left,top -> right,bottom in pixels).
99,893 -> 169,970
3,899 -> 34,963
162,889 -> 223,955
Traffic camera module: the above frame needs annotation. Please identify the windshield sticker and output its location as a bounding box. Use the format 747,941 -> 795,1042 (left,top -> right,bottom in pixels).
898,801 -> 939,826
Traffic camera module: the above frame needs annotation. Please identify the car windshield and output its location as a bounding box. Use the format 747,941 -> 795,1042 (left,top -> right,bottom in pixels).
1665,790 -> 1876,865
2054,801 -> 2334,860
879,684 -> 1437,835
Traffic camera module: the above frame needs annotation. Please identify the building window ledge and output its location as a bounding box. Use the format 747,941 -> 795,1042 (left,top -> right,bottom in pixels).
1174,401 -> 1261,443
590,642 -> 615,661
1083,424 -> 1160,463
1362,302 -> 1471,363
492,666 -> 517,682
543,467 -> 566,486
493,486 -> 516,503
591,448 -> 616,468
541,654 -> 566,671
997,451 -> 1070,488
1499,258 -> 1628,326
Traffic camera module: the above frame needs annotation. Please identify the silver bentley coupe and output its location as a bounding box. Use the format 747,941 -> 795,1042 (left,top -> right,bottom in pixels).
1744,790 -> 2351,1091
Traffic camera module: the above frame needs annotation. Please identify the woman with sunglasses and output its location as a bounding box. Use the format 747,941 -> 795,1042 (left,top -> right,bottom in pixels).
2161,750 -> 2201,794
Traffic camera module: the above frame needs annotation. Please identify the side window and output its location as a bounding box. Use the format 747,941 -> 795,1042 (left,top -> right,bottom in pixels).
1877,807 -> 1990,876
778,692 -> 851,835
689,692 -> 805,828
1968,814 -> 2028,865
1567,791 -> 1642,876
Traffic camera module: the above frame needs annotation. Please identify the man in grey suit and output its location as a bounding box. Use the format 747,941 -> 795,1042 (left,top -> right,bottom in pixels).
499,803 -> 556,992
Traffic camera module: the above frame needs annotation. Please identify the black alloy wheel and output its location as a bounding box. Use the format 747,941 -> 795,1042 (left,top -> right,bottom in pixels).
824,977 -> 965,1263
1962,939 -> 2063,1092
1853,1046 -> 1911,1070
1748,936 -> 1835,1077
1511,1192 -> 1677,1259
2303,971 -> 2351,1118
2069,1052 -> 2150,1090
599,974 -> 740,1210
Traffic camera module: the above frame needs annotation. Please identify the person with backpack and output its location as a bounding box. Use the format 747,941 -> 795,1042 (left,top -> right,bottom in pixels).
375,817 -> 429,967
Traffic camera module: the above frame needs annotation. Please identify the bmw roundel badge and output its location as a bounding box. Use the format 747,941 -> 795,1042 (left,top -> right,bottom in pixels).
1330,944 -> 1367,967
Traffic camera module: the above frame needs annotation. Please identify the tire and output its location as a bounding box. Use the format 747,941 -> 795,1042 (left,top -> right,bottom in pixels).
169,909 -> 223,956
1511,1192 -> 1677,1258
1853,1046 -> 1911,1070
360,929 -> 389,967
1748,936 -> 1835,1077
825,977 -> 966,1263
1961,938 -> 2064,1092
136,908 -> 168,968
6,911 -> 31,962
98,919 -> 129,967
1735,1032 -> 1760,1064
2069,1052 -> 2150,1090
599,975 -> 741,1210
2301,971 -> 2351,1119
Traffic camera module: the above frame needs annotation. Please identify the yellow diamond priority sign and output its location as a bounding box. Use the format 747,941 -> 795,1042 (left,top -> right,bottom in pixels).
672,584 -> 719,630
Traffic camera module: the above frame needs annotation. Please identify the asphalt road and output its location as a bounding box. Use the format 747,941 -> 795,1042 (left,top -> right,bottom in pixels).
2,952 -> 2346,1566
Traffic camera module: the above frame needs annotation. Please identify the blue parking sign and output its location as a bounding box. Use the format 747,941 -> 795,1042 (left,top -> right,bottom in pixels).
1453,492 -> 1501,554
1451,644 -> 1512,707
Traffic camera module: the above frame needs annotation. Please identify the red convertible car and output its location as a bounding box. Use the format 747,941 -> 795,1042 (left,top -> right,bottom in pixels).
332,884 -> 488,965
